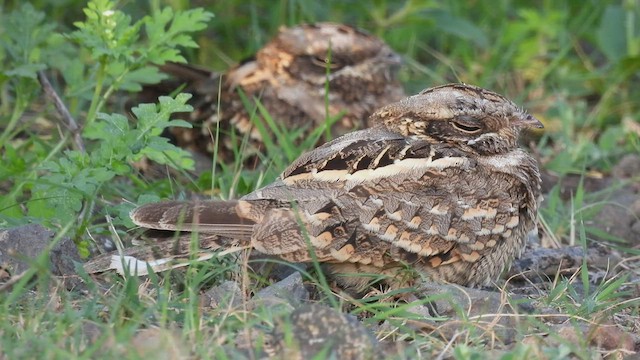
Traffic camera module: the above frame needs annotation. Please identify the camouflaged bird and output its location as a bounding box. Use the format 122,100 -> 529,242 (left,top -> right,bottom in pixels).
85,84 -> 543,290
141,22 -> 405,166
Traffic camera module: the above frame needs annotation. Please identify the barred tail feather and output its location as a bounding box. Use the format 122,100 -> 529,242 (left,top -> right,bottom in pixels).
130,200 -> 255,240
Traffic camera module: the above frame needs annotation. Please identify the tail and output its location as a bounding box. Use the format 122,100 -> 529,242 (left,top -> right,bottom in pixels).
84,200 -> 255,275
130,200 -> 255,239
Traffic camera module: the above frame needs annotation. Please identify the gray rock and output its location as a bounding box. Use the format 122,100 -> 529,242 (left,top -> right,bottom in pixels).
405,283 -> 533,344
612,154 -> 640,179
252,272 -> 309,307
415,283 -> 521,317
589,154 -> 640,244
200,280 -> 244,309
508,244 -> 621,280
0,224 -> 82,289
591,188 -> 640,243
266,303 -> 380,360
249,254 -> 308,282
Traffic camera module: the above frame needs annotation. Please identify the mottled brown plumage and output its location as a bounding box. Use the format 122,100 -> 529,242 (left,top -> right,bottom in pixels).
85,84 -> 543,291
142,22 -> 404,166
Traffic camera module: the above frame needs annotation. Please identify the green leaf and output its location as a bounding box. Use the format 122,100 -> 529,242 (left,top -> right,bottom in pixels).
543,150 -> 575,175
117,66 -> 168,91
597,125 -> 623,152
5,64 -> 47,79
84,113 -> 130,140
0,193 -> 23,219
596,5 -> 628,61
144,7 -> 214,64
28,183 -> 84,224
132,94 -> 193,135
141,146 -> 195,171
167,119 -> 194,128
431,10 -> 488,48
0,3 -> 56,68
121,93 -> 195,170
71,0 -> 141,62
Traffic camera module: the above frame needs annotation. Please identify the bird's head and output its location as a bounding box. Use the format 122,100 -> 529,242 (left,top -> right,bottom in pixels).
369,83 -> 543,155
259,23 -> 402,89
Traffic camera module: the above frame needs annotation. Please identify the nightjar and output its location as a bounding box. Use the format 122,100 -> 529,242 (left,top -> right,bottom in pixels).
141,22 -> 405,166
86,84 -> 543,290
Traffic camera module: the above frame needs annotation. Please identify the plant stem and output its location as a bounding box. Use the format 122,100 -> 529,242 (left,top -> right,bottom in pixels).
85,60 -> 107,127
626,1 -> 638,56
0,96 -> 26,148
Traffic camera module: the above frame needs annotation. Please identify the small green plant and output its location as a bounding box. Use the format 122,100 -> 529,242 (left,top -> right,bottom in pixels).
26,95 -> 194,227
0,1 -> 213,243
0,3 -> 55,147
70,0 -> 213,125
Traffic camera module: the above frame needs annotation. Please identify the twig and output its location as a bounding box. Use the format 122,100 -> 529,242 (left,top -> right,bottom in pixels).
37,71 -> 85,152
0,270 -> 29,293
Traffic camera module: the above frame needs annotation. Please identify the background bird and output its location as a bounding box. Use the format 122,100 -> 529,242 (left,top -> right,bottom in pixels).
87,83 -> 543,292
138,22 -> 405,168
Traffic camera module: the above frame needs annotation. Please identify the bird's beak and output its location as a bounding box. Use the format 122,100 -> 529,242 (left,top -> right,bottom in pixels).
513,114 -> 544,129
380,49 -> 403,69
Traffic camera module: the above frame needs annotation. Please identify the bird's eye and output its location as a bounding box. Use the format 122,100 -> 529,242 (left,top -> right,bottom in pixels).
452,122 -> 482,133
311,56 -> 344,70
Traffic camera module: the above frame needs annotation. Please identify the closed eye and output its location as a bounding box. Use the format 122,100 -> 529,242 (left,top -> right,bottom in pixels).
311,56 -> 344,69
452,122 -> 482,133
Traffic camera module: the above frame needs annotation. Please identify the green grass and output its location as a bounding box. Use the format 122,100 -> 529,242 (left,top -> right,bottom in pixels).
1,0 -> 639,358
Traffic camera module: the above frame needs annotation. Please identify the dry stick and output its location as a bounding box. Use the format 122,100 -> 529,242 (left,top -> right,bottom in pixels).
37,71 -> 85,152
37,71 -> 92,230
